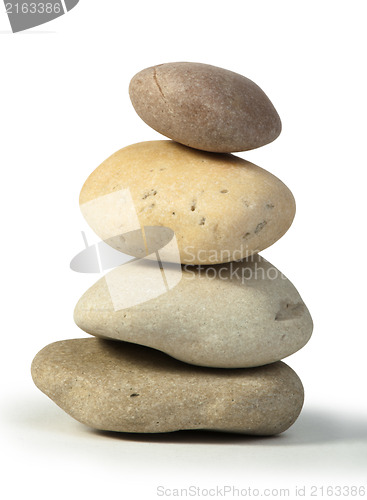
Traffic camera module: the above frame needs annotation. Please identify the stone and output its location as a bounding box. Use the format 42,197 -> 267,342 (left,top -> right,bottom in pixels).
129,62 -> 281,153
79,140 -> 295,265
74,255 -> 313,368
31,338 -> 304,435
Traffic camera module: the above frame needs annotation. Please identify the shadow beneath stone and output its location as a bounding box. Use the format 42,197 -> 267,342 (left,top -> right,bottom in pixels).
89,409 -> 367,446
288,409 -> 367,445
6,396 -> 367,448
90,427 -> 281,445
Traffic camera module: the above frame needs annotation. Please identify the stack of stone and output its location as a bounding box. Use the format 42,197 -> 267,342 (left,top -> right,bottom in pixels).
32,63 -> 313,436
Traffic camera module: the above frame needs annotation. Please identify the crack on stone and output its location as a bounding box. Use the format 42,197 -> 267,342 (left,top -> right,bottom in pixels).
130,393 -> 139,397
153,67 -> 166,101
275,302 -> 305,321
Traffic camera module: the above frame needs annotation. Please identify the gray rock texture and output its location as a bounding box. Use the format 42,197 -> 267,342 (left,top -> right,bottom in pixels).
74,255 -> 313,368
31,338 -> 304,435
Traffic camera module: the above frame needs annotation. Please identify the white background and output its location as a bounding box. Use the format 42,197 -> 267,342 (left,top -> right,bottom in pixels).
1,1 -> 366,499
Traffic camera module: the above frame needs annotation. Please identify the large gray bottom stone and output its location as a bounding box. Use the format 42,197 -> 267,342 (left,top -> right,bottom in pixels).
31,338 -> 304,435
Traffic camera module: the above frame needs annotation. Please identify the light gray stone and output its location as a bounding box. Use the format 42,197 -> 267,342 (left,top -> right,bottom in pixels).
31,338 -> 304,435
74,255 -> 313,368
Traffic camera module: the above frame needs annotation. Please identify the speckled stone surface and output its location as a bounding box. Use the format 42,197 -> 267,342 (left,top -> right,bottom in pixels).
31,338 -> 304,435
129,62 -> 281,153
79,141 -> 295,265
74,255 -> 313,368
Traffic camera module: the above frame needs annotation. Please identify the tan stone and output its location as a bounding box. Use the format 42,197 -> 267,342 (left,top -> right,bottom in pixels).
31,338 -> 304,435
79,141 -> 295,265
74,255 -> 313,368
129,62 -> 281,153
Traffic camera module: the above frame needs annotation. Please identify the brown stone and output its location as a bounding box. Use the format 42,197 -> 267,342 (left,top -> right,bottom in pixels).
129,62 -> 281,153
